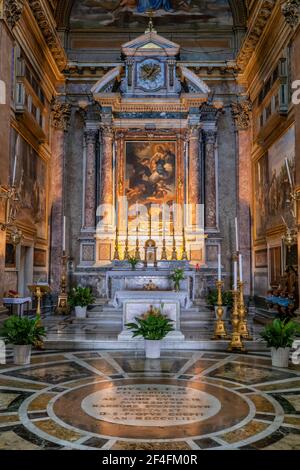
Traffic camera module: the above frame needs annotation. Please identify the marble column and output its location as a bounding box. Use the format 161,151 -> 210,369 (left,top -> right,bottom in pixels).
50,99 -> 71,293
291,28 -> 300,314
100,126 -> 114,225
188,126 -> 201,227
203,128 -> 217,230
83,129 -> 98,230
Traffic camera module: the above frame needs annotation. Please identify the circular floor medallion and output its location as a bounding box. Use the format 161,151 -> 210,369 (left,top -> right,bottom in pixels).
81,384 -> 221,426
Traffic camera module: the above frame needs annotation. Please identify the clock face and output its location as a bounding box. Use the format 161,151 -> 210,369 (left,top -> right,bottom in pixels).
137,59 -> 164,91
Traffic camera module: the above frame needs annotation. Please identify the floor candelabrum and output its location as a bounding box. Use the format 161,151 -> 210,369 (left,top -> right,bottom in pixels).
228,288 -> 245,352
212,280 -> 228,340
238,281 -> 252,340
56,253 -> 70,315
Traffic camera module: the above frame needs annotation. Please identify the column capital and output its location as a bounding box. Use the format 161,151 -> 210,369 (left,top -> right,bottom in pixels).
4,0 -> 24,29
281,0 -> 300,28
51,99 -> 71,131
203,129 -> 217,144
84,128 -> 98,145
188,125 -> 201,140
231,98 -> 252,131
100,125 -> 114,141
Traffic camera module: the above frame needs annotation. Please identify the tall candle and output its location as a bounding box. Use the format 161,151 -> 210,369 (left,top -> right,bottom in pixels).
218,252 -> 222,282
233,260 -> 238,290
239,254 -> 243,283
285,158 -> 293,189
62,216 -> 66,253
235,217 -> 239,253
12,135 -> 20,186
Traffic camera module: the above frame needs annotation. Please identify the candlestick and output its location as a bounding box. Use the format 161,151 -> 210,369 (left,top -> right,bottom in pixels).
228,288 -> 245,352
113,227 -> 120,260
181,227 -> 188,261
235,217 -> 239,253
233,260 -> 238,290
123,226 -> 129,260
238,281 -> 252,340
212,280 -> 227,340
56,254 -> 70,315
171,227 -> 177,261
218,252 -> 222,282
62,216 -> 66,253
239,254 -> 243,283
135,225 -> 141,260
285,158 -> 293,189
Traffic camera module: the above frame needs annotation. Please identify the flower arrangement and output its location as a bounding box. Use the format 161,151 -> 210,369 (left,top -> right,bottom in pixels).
68,286 -> 95,308
125,304 -> 174,340
169,268 -> 185,291
128,256 -> 139,270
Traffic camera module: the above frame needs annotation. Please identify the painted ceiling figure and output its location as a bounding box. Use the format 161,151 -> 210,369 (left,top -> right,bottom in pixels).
137,0 -> 173,13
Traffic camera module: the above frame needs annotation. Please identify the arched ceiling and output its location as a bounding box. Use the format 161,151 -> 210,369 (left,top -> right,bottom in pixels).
55,0 -> 248,30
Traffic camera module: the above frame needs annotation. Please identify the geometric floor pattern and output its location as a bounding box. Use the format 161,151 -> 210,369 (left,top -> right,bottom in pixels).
0,350 -> 300,450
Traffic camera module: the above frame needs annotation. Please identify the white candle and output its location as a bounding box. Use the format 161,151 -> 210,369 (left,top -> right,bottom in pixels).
62,216 -> 66,252
239,254 -> 243,283
285,158 -> 293,189
233,260 -> 238,290
12,135 -> 20,186
218,252 -> 222,282
235,217 -> 239,253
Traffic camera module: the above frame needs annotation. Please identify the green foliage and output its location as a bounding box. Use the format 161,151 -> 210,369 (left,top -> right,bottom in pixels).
260,318 -> 300,349
128,256 -> 139,269
125,305 -> 174,340
68,286 -> 95,308
169,268 -> 185,290
0,316 -> 46,346
206,289 -> 233,308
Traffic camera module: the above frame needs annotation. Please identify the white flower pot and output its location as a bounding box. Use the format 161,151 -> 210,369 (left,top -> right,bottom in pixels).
271,347 -> 290,368
145,340 -> 161,359
13,345 -> 32,365
75,306 -> 87,319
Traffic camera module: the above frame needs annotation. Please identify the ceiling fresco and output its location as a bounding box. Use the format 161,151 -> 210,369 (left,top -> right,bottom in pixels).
69,0 -> 233,31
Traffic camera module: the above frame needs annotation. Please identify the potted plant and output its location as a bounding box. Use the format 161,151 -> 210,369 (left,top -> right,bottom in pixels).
128,256 -> 139,270
0,316 -> 46,365
169,268 -> 185,292
68,286 -> 95,319
206,289 -> 233,318
125,305 -> 174,359
260,318 -> 300,368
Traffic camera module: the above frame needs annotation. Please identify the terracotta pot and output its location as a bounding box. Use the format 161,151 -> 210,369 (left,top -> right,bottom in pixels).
75,306 -> 87,319
271,347 -> 290,368
13,345 -> 32,365
145,340 -> 161,359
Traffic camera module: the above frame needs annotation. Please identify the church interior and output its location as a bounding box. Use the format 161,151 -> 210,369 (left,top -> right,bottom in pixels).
0,0 -> 300,452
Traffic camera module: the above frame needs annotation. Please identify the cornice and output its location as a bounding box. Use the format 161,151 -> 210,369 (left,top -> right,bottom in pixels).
237,0 -> 277,72
27,0 -> 67,71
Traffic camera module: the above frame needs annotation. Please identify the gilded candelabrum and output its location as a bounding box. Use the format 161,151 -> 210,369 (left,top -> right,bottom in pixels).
238,281 -> 252,340
161,236 -> 168,260
135,227 -> 141,260
113,228 -> 120,260
56,254 -> 70,315
181,227 -> 188,261
123,227 -> 130,260
28,284 -> 51,326
212,280 -> 227,340
228,289 -> 245,352
171,227 -> 178,261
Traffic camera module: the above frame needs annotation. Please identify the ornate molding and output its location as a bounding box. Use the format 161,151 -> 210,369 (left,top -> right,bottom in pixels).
231,98 -> 252,131
51,99 -> 71,131
4,0 -> 24,29
237,0 -> 277,71
28,0 -> 67,71
282,0 -> 300,27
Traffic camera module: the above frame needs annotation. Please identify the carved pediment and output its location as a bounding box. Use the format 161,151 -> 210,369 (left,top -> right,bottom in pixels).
91,66 -> 123,96
122,31 -> 180,58
178,66 -> 210,95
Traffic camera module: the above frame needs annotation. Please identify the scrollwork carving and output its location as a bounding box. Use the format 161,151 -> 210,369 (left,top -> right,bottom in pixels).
231,99 -> 252,131
282,0 -> 300,27
51,99 -> 71,131
4,0 -> 24,29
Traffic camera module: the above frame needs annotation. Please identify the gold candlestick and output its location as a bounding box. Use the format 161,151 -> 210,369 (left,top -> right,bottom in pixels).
238,281 -> 252,340
135,226 -> 141,260
56,254 -> 70,315
181,227 -> 188,261
228,289 -> 245,352
161,237 -> 168,260
212,280 -> 227,340
113,228 -> 120,260
28,284 -> 51,326
171,227 -> 177,261
123,227 -> 130,260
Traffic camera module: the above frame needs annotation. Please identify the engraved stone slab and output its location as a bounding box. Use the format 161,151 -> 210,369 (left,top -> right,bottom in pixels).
81,384 -> 221,427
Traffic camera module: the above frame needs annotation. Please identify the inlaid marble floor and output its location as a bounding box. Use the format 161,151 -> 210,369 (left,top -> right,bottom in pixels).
0,350 -> 300,450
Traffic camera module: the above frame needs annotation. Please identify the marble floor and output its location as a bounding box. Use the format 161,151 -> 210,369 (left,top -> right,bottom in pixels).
0,350 -> 300,450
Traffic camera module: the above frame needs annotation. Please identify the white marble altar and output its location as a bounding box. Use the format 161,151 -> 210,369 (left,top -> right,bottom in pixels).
117,292 -> 185,342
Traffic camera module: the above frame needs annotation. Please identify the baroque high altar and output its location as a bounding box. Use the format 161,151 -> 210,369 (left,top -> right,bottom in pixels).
73,23 -> 223,298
